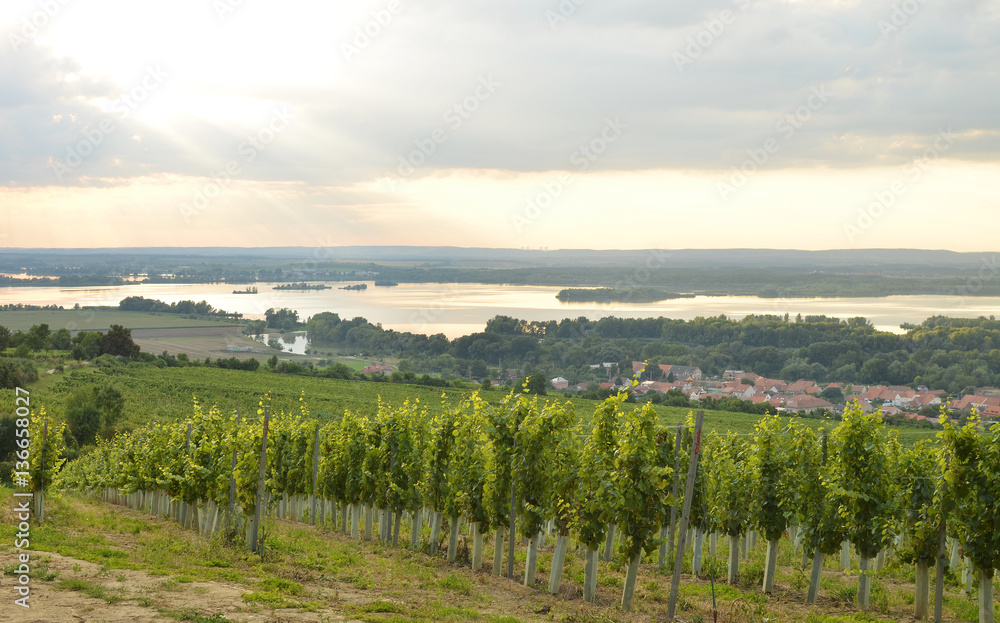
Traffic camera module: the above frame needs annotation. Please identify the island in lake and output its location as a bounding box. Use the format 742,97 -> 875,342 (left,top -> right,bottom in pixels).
273,282 -> 332,290
232,286 -> 258,294
556,287 -> 697,303
340,283 -> 368,291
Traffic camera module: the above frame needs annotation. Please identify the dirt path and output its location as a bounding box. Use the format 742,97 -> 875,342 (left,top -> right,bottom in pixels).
0,550 -> 365,623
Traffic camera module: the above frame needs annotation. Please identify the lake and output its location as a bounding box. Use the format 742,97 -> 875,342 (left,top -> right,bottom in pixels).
2,281 -> 998,338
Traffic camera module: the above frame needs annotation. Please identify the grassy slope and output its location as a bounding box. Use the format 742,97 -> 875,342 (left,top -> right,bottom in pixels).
1,364 -> 939,445
0,487 -> 993,623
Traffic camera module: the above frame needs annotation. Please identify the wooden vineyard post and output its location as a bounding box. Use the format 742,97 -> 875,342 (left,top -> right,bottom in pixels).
311,425 -> 320,525
181,423 -> 191,529
667,409 -> 705,621
227,412 -> 239,534
548,531 -> 569,593
933,452 -> 949,623
915,559 -> 930,619
248,406 -> 270,553
411,508 -> 422,549
662,424 -> 682,568
507,481 -> 516,578
448,516 -> 460,563
493,526 -> 505,576
978,568 -> 994,623
603,524 -> 616,562
37,420 -> 47,524
471,522 -> 483,570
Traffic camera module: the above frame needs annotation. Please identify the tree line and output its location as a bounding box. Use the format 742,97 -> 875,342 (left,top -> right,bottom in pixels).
305,311 -> 1000,394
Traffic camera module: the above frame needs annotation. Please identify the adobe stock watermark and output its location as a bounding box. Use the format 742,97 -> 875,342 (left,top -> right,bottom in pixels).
952,255 -> 1000,304
408,283 -> 466,336
213,0 -> 249,21
878,0 -> 927,41
545,0 -> 590,31
384,75 -> 500,189
178,107 -> 295,223
717,84 -> 832,202
673,0 -> 751,72
512,116 -> 627,234
341,0 -> 403,62
48,65 -> 168,182
8,0 -> 72,54
243,235 -> 342,321
844,127 -> 955,242
604,249 -> 673,313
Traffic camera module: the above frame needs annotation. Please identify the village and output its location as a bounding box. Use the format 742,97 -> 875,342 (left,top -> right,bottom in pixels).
548,362 -> 1000,422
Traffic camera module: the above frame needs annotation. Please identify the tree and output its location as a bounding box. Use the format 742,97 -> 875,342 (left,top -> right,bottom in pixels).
0,359 -> 38,390
525,372 -> 547,395
484,391 -> 523,575
942,411 -> 1000,623
73,331 -> 103,359
616,402 -> 671,610
485,315 -> 525,335
65,384 -> 126,444
26,323 -> 50,350
100,325 -> 140,358
65,387 -> 102,445
50,328 -> 71,350
574,393 -> 624,601
704,431 -> 753,583
788,421 -> 845,603
94,385 -> 125,432
513,395 -> 555,585
265,308 -> 299,331
896,439 -> 942,618
450,394 -> 494,567
470,359 -> 489,379
0,325 -> 10,351
820,386 -> 845,404
750,414 -> 795,593
830,402 -> 899,608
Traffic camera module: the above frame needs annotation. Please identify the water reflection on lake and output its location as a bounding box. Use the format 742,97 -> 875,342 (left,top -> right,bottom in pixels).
2,281 -> 998,339
251,332 -> 308,355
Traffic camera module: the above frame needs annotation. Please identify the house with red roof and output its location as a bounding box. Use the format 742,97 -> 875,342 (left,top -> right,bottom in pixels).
782,394 -> 834,413
785,380 -> 820,394
659,364 -> 703,382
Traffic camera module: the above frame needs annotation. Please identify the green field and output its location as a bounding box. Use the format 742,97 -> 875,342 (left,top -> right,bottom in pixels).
0,309 -> 243,332
0,364 -> 940,444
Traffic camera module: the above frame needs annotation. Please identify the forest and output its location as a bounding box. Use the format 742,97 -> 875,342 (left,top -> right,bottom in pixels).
307,312 -> 1000,394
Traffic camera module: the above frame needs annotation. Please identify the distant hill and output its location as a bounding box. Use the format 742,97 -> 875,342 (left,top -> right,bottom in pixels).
0,246 -> 982,268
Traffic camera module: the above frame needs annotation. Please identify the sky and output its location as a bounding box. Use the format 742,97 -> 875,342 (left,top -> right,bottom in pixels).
0,0 -> 998,251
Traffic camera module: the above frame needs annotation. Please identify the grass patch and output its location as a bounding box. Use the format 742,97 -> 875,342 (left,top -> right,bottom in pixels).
57,577 -> 122,603
438,572 -> 473,595
241,590 -> 290,608
178,613 -> 233,623
259,577 -> 303,595
355,599 -> 404,613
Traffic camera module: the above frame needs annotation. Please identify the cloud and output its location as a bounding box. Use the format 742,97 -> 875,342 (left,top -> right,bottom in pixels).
0,0 -> 997,249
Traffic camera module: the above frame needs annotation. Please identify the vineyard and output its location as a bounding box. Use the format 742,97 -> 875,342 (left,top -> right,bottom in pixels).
4,363 -> 946,440
37,387 -> 1000,622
